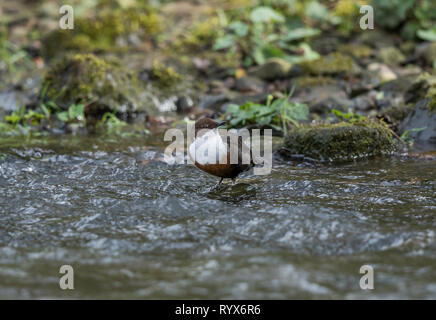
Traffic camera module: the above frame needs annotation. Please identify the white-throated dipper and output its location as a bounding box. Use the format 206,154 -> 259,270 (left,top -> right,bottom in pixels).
188,118 -> 254,186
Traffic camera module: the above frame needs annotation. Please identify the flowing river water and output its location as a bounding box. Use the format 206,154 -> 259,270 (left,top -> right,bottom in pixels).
0,134 -> 435,299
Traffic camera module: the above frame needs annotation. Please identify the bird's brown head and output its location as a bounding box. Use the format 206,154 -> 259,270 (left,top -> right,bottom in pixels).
194,118 -> 226,136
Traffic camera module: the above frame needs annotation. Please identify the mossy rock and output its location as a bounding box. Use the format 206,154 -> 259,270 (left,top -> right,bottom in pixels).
338,44 -> 374,59
296,76 -> 335,87
248,58 -> 292,80
358,30 -> 396,49
174,18 -> 221,51
422,42 -> 436,66
149,61 -> 183,89
43,6 -> 160,58
282,120 -> 397,162
41,54 -> 158,116
404,73 -> 436,111
376,47 -> 406,66
299,53 -> 359,76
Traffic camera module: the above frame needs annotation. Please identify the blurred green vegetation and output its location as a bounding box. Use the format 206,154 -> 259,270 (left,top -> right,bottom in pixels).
1,0 -> 436,137
222,92 -> 309,134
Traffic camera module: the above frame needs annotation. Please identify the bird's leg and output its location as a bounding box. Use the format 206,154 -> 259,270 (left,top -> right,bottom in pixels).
214,177 -> 224,188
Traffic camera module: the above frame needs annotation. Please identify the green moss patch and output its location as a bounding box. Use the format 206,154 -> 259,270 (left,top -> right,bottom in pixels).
41,54 -> 157,116
282,120 -> 397,162
299,52 -> 358,75
149,61 -> 183,88
43,6 -> 160,58
338,44 -> 373,59
174,18 -> 221,51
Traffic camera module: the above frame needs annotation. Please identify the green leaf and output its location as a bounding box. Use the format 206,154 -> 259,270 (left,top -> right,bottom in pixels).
229,21 -> 249,37
287,102 -> 309,120
401,127 -> 427,140
252,44 -> 287,65
284,28 -> 321,42
5,114 -> 21,125
283,43 -> 319,64
250,6 -> 285,24
68,104 -> 85,121
225,104 -> 240,114
213,35 -> 237,50
252,46 -> 266,65
417,28 -> 436,41
57,111 -> 69,122
305,1 -> 328,21
269,124 -> 282,132
372,0 -> 415,29
216,8 -> 228,27
39,103 -> 51,118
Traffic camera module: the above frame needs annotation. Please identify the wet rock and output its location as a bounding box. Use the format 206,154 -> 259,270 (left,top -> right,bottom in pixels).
380,76 -> 418,95
296,76 -> 335,88
229,92 -> 269,107
400,41 -> 416,56
209,80 -> 228,94
310,35 -> 341,55
175,96 -> 194,113
288,65 -> 304,78
353,93 -> 376,112
281,120 -> 397,162
399,74 -> 436,142
371,76 -> 417,111
368,63 -> 397,83
0,90 -> 20,112
376,47 -> 406,66
404,73 -> 436,105
378,104 -> 412,133
0,85 -> 39,118
302,86 -> 353,114
421,42 -> 436,66
400,99 -> 436,143
359,30 -> 396,49
300,52 -> 359,76
234,76 -> 266,93
293,81 -> 352,115
248,58 -> 292,80
349,71 -> 382,97
41,54 -> 158,116
198,93 -> 231,111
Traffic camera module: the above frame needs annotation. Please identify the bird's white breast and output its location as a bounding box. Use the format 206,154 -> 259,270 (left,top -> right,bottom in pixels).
188,129 -> 228,165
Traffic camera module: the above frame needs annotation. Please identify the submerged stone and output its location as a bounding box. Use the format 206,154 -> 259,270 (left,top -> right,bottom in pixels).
282,120 -> 397,162
41,54 -> 158,117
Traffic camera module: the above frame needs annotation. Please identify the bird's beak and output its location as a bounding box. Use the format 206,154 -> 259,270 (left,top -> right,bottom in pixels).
217,120 -> 227,127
